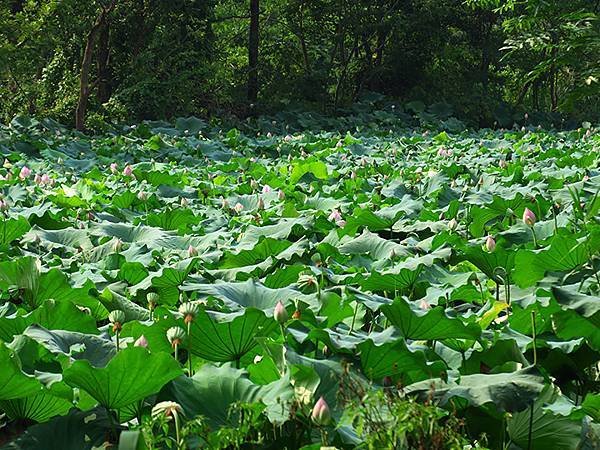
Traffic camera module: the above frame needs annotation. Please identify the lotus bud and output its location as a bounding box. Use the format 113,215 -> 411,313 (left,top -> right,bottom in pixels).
41,174 -> 51,185
137,191 -> 147,201
123,165 -> 133,177
221,198 -> 229,209
166,327 -> 186,347
34,173 -> 42,185
108,310 -> 126,332
448,218 -> 458,231
250,179 -> 259,191
19,166 -> 31,180
187,245 -> 198,257
152,401 -> 183,419
278,190 -> 285,201
134,335 -> 148,348
180,197 -> 189,207
485,235 -> 496,252
328,209 -> 342,222
257,197 -> 265,210
233,202 -> 244,214
253,354 -> 263,364
499,159 -> 507,169
57,157 -> 64,165
311,397 -> 331,426
350,171 -> 357,180
0,199 -> 8,211
111,238 -> 123,253
522,208 -> 536,227
147,292 -> 159,310
4,171 -> 12,181
262,185 -> 272,194
274,300 -> 288,324
110,163 -> 118,174
179,302 -> 199,324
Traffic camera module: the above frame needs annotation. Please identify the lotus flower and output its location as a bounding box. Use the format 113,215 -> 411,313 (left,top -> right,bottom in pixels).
485,235 -> 496,252
284,134 -> 293,142
187,245 -> 198,257
152,401 -> 183,419
262,185 -> 272,194
123,165 -> 133,177
110,163 -> 118,174
137,191 -> 147,201
40,174 -> 51,185
274,300 -> 288,324
179,302 -> 199,324
522,208 -> 536,227
311,396 -> 331,426
233,202 -> 244,213
134,335 -> 148,348
19,166 -> 31,180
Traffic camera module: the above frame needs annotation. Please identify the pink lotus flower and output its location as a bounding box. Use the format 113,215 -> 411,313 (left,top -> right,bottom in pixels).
110,163 -> 118,174
40,174 -> 51,185
134,335 -> 148,348
19,166 -> 31,180
336,219 -> 346,227
522,208 -> 536,227
262,185 -> 272,194
328,209 -> 342,222
274,300 -> 288,324
311,396 -> 331,426
485,235 -> 496,252
123,165 -> 133,177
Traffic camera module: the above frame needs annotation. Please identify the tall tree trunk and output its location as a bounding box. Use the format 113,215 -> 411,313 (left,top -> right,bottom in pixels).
97,19 -> 111,104
75,2 -> 115,131
247,0 -> 259,103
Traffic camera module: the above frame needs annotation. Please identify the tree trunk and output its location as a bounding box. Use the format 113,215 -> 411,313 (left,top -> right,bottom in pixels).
75,2 -> 115,131
247,0 -> 259,103
97,18 -> 111,104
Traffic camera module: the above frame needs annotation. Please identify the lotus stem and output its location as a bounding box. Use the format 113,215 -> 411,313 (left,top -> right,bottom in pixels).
531,310 -> 537,366
527,402 -> 534,450
531,227 -> 538,248
349,301 -> 358,334
187,322 -> 193,376
173,409 -> 182,449
115,331 -> 120,352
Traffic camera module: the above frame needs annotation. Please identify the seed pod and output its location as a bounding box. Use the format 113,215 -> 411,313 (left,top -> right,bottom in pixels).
166,327 -> 186,347
179,302 -> 199,324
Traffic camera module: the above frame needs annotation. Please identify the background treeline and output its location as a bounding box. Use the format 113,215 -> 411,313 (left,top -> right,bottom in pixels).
0,0 -> 598,129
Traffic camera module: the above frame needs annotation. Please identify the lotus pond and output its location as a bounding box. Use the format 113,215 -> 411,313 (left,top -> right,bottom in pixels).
0,116 -> 598,449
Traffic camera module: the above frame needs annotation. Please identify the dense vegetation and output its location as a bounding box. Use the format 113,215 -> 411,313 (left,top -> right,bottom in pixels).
1,0 -> 599,127
0,115 -> 598,449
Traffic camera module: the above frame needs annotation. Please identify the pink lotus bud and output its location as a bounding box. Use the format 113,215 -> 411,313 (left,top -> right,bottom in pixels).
134,335 -> 148,348
34,174 -> 42,185
274,300 -> 288,324
437,148 -> 448,157
112,238 -> 123,253
522,208 -> 536,227
311,396 -> 331,426
257,198 -> 265,210
350,171 -> 357,180
40,174 -> 51,185
180,197 -> 188,207
234,202 -> 244,214
419,299 -> 431,310
19,166 -> 31,180
110,163 -> 118,174
328,209 -> 342,222
123,165 -> 133,177
250,179 -> 259,190
187,245 -> 198,257
137,191 -> 148,201
262,185 -> 272,194
336,219 -> 346,227
284,134 -> 292,142
336,140 -> 343,148
485,235 -> 496,252
278,190 -> 285,201
499,159 -> 507,169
